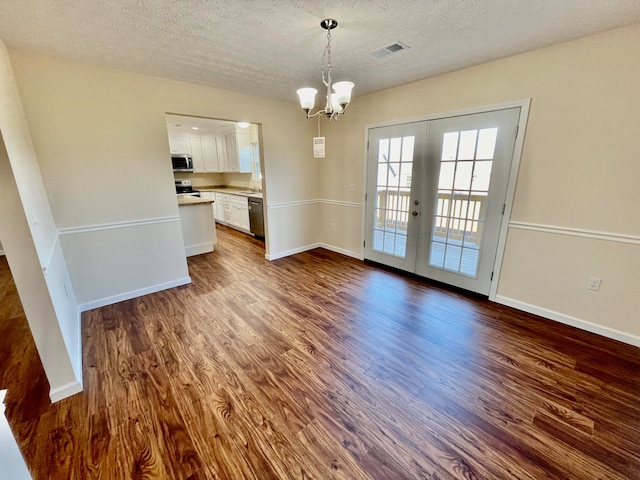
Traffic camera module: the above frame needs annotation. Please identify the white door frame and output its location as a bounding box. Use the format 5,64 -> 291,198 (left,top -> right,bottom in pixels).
361,98 -> 531,301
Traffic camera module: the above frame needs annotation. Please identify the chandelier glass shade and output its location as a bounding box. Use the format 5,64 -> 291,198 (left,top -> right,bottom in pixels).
296,19 -> 354,121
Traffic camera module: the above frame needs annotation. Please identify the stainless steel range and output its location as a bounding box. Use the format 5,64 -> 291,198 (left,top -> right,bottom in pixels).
175,179 -> 200,197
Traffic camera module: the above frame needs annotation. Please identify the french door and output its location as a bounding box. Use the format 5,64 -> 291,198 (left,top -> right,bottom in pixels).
364,108 -> 520,295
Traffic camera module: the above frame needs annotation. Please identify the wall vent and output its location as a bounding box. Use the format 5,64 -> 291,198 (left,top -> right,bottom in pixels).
369,41 -> 410,59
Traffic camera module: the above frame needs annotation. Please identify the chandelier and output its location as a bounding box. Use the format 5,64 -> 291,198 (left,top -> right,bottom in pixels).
296,19 -> 354,121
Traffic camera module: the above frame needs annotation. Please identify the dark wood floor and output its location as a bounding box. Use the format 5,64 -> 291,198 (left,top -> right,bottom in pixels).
1,225 -> 639,479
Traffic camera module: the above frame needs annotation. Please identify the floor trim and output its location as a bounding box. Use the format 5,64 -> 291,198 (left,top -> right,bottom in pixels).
49,380 -> 83,403
318,243 -> 363,260
265,244 -> 320,261
266,242 -> 362,261
185,242 -> 214,257
495,295 -> 640,347
79,277 -> 192,312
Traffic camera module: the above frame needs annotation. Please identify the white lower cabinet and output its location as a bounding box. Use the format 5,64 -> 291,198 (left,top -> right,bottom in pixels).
212,192 -> 251,232
229,196 -> 250,231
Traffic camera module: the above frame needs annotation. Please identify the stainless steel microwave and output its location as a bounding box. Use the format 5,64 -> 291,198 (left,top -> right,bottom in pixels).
171,155 -> 193,172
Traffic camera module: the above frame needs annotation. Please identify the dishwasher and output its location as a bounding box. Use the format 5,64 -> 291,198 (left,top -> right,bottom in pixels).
248,197 -> 264,238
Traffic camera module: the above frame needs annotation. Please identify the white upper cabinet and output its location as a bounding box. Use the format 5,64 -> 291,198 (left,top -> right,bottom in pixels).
189,137 -> 205,172
226,133 -> 252,173
216,136 -> 228,172
201,138 -> 219,172
169,136 -> 190,155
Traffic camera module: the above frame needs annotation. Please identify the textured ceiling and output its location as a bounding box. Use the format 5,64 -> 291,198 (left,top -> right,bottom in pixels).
1,1 -> 639,101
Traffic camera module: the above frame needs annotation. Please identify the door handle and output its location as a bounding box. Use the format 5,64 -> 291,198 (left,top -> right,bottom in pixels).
412,211 -> 419,216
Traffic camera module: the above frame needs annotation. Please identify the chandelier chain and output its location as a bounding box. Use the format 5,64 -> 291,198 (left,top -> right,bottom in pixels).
321,29 -> 332,88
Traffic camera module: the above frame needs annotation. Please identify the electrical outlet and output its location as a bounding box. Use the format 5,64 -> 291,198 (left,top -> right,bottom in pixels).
587,277 -> 602,291
331,222 -> 336,231
349,183 -> 356,192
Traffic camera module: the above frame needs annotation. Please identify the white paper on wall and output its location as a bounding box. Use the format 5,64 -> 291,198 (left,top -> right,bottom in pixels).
313,137 -> 325,158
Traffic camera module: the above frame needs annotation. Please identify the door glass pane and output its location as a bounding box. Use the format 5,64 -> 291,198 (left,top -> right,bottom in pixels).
389,138 -> 402,162
383,232 -> 395,254
454,162 -> 473,190
444,245 -> 462,271
399,162 -> 413,188
387,163 -> 401,188
377,164 -> 389,187
471,161 -> 493,191
460,248 -> 479,276
458,130 -> 478,160
476,128 -> 498,160
401,137 -> 415,162
429,241 -> 445,267
463,221 -> 481,248
442,132 -> 459,160
372,136 -> 414,258
438,163 -> 455,190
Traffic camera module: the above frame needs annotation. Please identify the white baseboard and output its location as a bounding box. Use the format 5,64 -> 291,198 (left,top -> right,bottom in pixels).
185,242 -> 214,257
266,243 -> 321,261
494,295 -> 640,347
0,250 -> 4,256
265,243 -> 363,261
317,243 -> 363,260
79,277 -> 192,312
49,380 -> 83,403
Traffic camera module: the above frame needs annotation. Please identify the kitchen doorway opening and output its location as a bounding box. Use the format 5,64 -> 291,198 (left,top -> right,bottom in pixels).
164,113 -> 267,256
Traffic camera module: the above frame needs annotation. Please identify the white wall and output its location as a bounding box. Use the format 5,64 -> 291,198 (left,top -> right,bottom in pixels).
9,49 -> 318,308
0,38 -> 81,400
319,24 -> 640,345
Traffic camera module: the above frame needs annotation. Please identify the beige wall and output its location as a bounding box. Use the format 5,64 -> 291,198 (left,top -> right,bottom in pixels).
9,50 -> 317,306
320,24 -> 640,343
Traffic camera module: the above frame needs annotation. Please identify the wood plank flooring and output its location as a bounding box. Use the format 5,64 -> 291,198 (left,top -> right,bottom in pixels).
1,225 -> 639,479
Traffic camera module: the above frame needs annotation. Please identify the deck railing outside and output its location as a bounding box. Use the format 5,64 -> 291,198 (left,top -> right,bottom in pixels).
376,189 -> 486,246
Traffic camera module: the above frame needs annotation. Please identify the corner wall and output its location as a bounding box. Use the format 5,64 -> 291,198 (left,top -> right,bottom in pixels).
320,24 -> 640,345
0,39 -> 81,400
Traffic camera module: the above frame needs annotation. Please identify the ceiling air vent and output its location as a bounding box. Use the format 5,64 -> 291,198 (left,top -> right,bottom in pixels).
369,41 -> 410,59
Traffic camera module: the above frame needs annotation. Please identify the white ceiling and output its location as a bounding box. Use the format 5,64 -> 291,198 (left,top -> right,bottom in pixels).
2,1 -> 639,102
165,114 -> 247,136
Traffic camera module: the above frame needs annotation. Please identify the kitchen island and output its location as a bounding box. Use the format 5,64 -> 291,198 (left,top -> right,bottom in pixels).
177,195 -> 217,256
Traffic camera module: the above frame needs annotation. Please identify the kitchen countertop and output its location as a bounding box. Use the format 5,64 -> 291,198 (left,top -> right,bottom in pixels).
177,195 -> 214,206
197,186 -> 263,199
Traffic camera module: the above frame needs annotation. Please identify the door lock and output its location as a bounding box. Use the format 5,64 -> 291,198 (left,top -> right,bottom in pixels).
412,211 -> 419,216
414,200 -> 420,205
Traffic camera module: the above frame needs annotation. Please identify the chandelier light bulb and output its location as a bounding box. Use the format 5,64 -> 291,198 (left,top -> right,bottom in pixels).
332,81 -> 354,107
329,93 -> 343,113
297,88 -> 318,111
